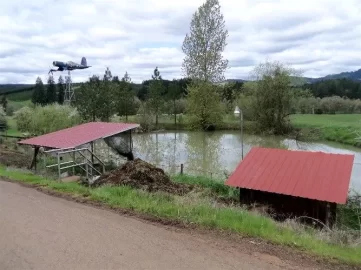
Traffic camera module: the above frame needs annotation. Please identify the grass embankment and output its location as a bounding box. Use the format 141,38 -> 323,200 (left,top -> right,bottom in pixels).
0,166 -> 360,265
291,114 -> 361,147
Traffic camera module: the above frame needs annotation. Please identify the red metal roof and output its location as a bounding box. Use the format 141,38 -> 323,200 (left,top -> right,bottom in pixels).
18,122 -> 140,149
225,147 -> 354,204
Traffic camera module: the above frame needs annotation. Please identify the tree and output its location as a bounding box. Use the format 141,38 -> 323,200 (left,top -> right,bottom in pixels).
75,75 -> 115,121
32,77 -> 46,105
0,95 -> 7,112
57,76 -> 65,104
114,72 -> 139,121
182,0 -> 228,83
46,75 -> 57,104
104,67 -> 112,81
148,67 -> 164,127
167,80 -> 184,125
251,61 -> 298,135
186,81 -> 224,130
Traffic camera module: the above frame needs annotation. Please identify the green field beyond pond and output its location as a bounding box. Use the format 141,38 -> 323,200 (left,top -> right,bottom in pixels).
291,114 -> 361,146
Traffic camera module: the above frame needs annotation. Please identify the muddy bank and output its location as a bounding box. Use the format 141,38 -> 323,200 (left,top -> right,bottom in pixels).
93,158 -> 193,195
0,145 -> 30,168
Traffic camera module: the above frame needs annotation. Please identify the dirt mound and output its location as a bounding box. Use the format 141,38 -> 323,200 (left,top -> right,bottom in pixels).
93,158 -> 193,195
0,146 -> 30,168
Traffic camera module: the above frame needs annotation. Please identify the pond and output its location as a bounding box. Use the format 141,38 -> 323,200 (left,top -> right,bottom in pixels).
96,130 -> 361,194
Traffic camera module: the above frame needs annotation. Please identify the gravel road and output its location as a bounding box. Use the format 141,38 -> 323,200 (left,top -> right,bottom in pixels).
0,180 -> 324,270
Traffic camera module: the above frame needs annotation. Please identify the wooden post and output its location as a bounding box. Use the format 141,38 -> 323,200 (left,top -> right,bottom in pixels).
180,164 -> 184,175
29,146 -> 40,172
325,202 -> 331,228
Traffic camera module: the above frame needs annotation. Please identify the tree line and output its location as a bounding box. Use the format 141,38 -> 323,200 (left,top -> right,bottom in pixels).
305,78 -> 361,99
32,76 -> 65,105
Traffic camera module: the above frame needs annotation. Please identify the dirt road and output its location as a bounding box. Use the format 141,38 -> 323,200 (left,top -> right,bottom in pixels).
0,181 -> 325,270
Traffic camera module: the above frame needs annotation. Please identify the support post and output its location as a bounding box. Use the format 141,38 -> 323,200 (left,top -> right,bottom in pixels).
180,164 -> 184,175
57,152 -> 61,179
325,202 -> 331,228
29,146 -> 40,172
91,141 -> 94,166
72,151 -> 76,175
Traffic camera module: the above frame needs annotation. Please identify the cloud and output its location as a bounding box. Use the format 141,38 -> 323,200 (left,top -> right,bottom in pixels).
0,0 -> 360,84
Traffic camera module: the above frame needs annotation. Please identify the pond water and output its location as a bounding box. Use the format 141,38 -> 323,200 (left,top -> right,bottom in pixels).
96,131 -> 361,194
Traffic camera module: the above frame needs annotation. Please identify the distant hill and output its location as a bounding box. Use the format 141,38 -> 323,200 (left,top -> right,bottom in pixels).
227,68 -> 361,84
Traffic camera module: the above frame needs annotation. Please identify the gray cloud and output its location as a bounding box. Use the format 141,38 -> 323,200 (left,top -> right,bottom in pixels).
0,0 -> 360,84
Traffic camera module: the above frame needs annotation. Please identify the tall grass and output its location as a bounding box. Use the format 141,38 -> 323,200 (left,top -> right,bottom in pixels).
0,166 -> 360,265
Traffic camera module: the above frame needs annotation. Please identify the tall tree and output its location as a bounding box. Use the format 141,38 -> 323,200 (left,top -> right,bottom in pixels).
114,72 -> 138,121
32,77 -> 46,105
0,95 -> 7,112
186,81 -> 224,130
104,67 -> 112,81
148,67 -> 164,127
57,76 -> 65,104
46,75 -> 57,104
251,60 -> 298,135
167,80 -> 184,125
182,0 -> 228,83
75,75 -> 115,121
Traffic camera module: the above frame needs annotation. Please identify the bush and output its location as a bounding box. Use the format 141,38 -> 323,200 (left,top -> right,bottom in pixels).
14,104 -> 81,135
5,104 -> 15,116
137,101 -> 155,131
14,106 -> 33,132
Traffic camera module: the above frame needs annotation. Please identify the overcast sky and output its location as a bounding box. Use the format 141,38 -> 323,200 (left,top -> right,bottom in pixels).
0,0 -> 360,84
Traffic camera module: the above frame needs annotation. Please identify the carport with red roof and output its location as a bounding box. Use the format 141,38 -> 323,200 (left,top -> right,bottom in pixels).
18,122 -> 140,180
225,147 -> 355,226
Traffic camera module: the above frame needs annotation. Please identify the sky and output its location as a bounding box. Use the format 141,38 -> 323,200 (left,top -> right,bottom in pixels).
0,0 -> 360,84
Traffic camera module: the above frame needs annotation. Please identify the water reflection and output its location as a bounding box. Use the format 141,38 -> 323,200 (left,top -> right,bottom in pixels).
97,131 -> 361,193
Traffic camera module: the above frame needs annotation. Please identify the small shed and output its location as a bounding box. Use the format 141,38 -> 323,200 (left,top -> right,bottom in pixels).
225,147 -> 355,227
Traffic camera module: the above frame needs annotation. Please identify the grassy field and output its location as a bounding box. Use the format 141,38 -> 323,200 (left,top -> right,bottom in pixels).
3,116 -> 22,137
291,114 -> 361,146
0,166 -> 360,265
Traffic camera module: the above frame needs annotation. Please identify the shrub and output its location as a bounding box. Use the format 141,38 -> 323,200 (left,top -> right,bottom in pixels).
14,104 -> 81,135
5,104 -> 15,116
137,101 -> 155,131
14,106 -> 33,132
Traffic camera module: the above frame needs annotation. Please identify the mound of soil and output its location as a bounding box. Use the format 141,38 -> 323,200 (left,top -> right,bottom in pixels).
93,158 -> 193,195
0,146 -> 30,168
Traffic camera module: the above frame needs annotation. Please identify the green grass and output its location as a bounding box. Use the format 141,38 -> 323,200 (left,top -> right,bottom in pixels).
173,174 -> 239,201
291,114 -> 361,147
0,166 -> 360,265
3,116 -> 23,137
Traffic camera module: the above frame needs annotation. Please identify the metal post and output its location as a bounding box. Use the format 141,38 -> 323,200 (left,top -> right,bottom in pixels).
180,164 -> 184,175
72,151 -> 76,175
240,109 -> 244,160
57,152 -> 61,179
43,153 -> 47,175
